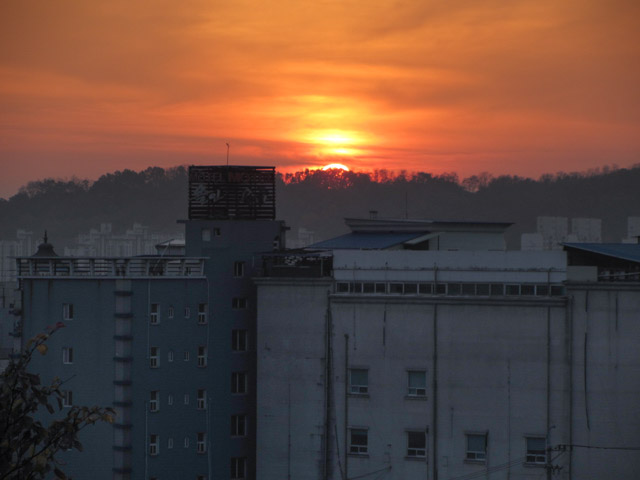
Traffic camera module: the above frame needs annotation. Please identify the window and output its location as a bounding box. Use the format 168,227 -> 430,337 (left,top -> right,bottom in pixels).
349,428 -> 368,455
197,432 -> 206,454
168,350 -> 174,362
202,228 -> 211,242
62,347 -> 74,364
466,434 -> 487,462
150,347 -> 159,368
407,371 -> 427,397
198,303 -> 208,324
407,431 -> 426,458
184,437 -> 190,448
231,372 -> 247,394
349,368 -> 368,395
231,414 -> 246,437
234,261 -> 245,278
62,390 -> 73,407
150,303 -> 159,324
62,303 -> 74,321
184,350 -> 190,362
184,394 -> 190,405
197,389 -> 207,410
184,306 -> 191,318
168,306 -> 174,319
525,437 -> 546,465
197,346 -> 207,367
232,297 -> 248,309
213,227 -> 221,236
232,330 -> 247,352
167,438 -> 174,449
230,457 -> 246,479
336,282 -> 349,293
168,394 -> 174,406
150,391 -> 159,412
149,434 -> 159,456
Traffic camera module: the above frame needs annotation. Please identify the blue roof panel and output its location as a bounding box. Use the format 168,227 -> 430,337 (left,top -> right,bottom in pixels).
563,243 -> 640,263
309,232 -> 425,249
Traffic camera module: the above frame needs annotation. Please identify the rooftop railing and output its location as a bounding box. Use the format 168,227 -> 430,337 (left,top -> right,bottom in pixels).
16,256 -> 206,278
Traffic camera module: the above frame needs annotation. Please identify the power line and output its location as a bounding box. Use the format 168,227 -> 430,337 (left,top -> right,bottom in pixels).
558,444 -> 640,451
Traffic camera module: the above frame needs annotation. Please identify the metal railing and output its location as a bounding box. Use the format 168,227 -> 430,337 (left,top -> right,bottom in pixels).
16,256 -> 206,278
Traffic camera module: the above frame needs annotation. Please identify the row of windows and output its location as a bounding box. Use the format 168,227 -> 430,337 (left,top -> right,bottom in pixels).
348,429 -> 546,465
336,282 -> 565,297
149,432 -> 207,455
150,346 -> 207,368
349,368 -> 427,398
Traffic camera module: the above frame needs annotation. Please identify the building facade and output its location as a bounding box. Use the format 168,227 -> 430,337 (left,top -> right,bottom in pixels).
14,166 -> 286,479
256,219 -> 640,480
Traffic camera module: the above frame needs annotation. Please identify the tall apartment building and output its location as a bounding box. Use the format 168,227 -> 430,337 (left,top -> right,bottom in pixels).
256,218 -> 640,480
14,166 -> 286,480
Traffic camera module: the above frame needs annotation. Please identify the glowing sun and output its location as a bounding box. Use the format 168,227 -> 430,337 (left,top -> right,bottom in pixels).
321,163 -> 350,171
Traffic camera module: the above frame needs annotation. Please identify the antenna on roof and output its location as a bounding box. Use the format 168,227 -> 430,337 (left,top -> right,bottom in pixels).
226,142 -> 230,166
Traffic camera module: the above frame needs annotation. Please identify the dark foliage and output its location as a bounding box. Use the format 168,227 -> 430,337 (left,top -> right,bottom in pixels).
0,324 -> 114,479
1,164 -> 639,250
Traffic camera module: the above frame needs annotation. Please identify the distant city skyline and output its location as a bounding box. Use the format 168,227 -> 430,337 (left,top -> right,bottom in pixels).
1,0 -> 639,199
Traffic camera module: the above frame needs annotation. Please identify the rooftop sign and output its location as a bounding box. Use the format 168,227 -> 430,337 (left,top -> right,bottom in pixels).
188,166 -> 276,220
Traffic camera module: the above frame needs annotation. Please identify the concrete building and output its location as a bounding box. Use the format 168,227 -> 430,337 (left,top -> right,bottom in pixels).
256,218 -> 640,480
13,166 -> 285,479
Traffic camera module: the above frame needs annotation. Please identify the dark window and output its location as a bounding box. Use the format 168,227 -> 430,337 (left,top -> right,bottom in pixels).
232,329 -> 248,351
476,283 -> 490,295
232,298 -> 248,309
407,431 -> 426,457
349,369 -> 368,395
231,372 -> 247,394
349,429 -> 368,455
466,434 -> 487,461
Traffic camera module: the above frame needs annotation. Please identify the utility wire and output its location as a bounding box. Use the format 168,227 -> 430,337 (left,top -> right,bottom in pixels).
559,444 -> 640,451
347,465 -> 392,480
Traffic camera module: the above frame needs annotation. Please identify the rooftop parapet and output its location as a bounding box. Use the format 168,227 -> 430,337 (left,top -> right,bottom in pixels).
16,256 -> 206,279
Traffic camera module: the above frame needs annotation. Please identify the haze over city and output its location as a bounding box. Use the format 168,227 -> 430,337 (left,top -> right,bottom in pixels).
1,0 -> 639,199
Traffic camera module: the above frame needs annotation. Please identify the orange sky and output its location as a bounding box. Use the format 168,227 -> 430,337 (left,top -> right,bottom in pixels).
1,0 -> 639,198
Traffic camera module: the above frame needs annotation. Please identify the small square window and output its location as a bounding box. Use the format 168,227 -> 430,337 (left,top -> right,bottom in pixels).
362,283 -> 375,293
407,370 -> 427,397
389,283 -> 403,294
231,372 -> 247,394
521,284 -> 535,296
62,303 -> 74,321
466,433 -> 487,462
232,329 -> 248,352
231,414 -> 247,437
197,432 -> 206,454
435,284 -> 446,295
197,346 -> 207,367
150,347 -> 159,368
62,347 -> 74,364
198,303 -> 208,324
149,434 -> 159,456
404,283 -> 418,294
418,283 -> 433,294
505,284 -> 520,295
349,368 -> 368,395
476,283 -> 490,296
349,428 -> 368,455
150,303 -> 159,324
233,261 -> 245,278
375,282 -> 386,294
150,391 -> 159,412
525,437 -> 546,464
407,431 -> 427,457
197,389 -> 207,410
490,283 -> 504,295
62,390 -> 73,407
448,283 -> 461,295
230,457 -> 246,479
213,228 -> 221,236
462,283 -> 475,295
336,282 -> 350,293
232,297 -> 248,309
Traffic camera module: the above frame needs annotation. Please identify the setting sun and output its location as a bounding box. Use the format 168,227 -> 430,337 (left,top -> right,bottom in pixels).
321,163 -> 350,171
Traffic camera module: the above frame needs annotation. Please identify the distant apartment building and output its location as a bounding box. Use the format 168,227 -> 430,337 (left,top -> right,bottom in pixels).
13,166 -> 286,480
63,222 -> 182,257
522,216 -> 603,250
256,218 -> 640,480
0,229 -> 34,281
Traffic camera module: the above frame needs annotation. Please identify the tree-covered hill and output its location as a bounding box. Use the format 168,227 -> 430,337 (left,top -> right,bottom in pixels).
1,164 -> 639,249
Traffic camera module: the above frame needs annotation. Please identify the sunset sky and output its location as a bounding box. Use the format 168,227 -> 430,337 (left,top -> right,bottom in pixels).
1,0 -> 639,198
